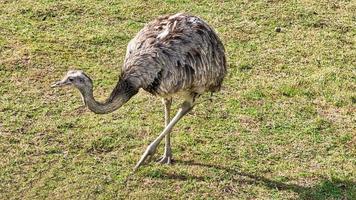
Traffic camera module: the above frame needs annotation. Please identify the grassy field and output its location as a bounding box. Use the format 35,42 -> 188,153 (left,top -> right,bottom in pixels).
0,0 -> 355,199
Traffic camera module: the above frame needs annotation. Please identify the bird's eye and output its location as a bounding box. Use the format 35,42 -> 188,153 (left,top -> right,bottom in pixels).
68,78 -> 74,82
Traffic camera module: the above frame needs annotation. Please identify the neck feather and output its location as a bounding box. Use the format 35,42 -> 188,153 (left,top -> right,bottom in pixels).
79,78 -> 138,114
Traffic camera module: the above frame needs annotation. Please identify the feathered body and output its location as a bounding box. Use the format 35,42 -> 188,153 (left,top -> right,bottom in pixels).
52,13 -> 227,170
120,13 -> 226,99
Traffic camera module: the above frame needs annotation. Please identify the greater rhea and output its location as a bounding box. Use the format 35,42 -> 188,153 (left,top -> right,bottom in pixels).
52,13 -> 227,171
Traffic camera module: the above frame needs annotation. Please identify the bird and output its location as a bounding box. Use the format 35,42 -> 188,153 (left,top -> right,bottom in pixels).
51,13 -> 227,171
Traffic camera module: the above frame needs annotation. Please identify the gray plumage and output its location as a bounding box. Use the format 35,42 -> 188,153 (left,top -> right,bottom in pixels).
122,13 -> 226,97
52,13 -> 227,171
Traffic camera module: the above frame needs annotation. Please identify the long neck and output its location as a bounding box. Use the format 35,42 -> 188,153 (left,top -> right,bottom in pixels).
79,78 -> 138,114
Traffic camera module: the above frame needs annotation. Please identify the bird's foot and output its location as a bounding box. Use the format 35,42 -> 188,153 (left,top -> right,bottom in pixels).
157,155 -> 173,164
133,144 -> 158,171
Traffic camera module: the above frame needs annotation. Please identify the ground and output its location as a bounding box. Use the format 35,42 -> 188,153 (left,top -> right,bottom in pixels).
0,0 -> 355,199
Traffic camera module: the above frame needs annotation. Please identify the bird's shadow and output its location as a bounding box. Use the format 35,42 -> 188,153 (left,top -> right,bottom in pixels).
153,159 -> 354,200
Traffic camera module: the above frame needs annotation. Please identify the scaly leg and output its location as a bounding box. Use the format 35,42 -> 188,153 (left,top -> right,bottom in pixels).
134,99 -> 194,171
158,98 -> 173,164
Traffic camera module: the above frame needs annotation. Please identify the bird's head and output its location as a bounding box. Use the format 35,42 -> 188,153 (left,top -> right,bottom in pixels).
51,70 -> 93,90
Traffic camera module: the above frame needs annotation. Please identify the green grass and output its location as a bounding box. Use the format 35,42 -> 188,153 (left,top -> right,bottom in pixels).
0,0 -> 355,199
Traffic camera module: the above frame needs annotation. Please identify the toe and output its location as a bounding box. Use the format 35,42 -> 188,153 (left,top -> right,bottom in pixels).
157,156 -> 173,164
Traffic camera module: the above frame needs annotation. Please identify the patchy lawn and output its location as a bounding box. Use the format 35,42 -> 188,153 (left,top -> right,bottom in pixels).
0,0 -> 355,199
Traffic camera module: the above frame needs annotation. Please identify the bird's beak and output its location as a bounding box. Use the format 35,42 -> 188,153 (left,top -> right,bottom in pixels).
51,80 -> 68,88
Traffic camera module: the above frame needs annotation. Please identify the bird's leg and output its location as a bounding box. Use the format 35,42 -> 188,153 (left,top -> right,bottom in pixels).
158,98 -> 173,164
134,100 -> 194,171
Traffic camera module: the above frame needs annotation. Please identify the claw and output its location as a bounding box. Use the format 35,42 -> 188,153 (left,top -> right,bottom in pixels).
133,144 -> 157,171
157,156 -> 172,164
